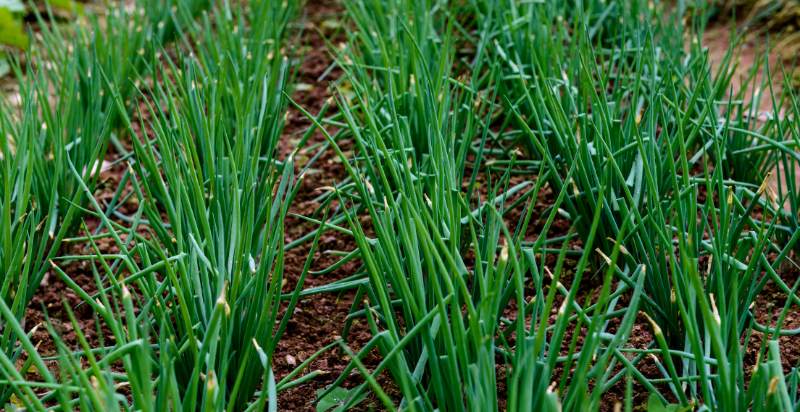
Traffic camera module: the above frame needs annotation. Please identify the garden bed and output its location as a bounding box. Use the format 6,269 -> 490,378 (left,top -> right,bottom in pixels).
2,0 -> 800,411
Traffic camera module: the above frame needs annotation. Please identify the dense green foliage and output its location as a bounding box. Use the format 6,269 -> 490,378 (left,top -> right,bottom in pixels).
0,0 -> 799,411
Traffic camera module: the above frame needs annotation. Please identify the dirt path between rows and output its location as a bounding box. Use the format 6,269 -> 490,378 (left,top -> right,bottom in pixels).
273,1 -> 391,410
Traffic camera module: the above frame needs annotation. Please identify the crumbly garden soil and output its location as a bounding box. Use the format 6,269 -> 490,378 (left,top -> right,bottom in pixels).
272,1 -> 394,410
17,1 -> 800,411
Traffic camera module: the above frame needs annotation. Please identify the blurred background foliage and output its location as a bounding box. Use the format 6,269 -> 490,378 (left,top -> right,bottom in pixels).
713,0 -> 800,86
0,0 -> 81,76
3,0 -> 796,85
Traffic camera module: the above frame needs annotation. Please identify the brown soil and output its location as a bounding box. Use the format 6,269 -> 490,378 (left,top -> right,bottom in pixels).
272,1 -> 389,410
20,160 -> 140,393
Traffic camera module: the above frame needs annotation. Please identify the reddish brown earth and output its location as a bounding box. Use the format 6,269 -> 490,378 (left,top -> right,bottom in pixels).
272,1 -> 383,410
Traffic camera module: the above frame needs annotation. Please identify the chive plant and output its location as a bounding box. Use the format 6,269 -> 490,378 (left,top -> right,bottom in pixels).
0,0 -> 212,406
2,0 -> 799,410
770,72 -> 800,246
295,0 -> 497,294
0,211 -> 325,410
35,0 -> 209,154
485,0 -> 800,408
324,0 -> 508,254
304,0 -> 511,408
0,233 -> 165,411
311,159 -> 648,411
3,0 -> 303,408
106,0 -> 302,409
296,0 -> 652,410
0,23 -> 114,409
